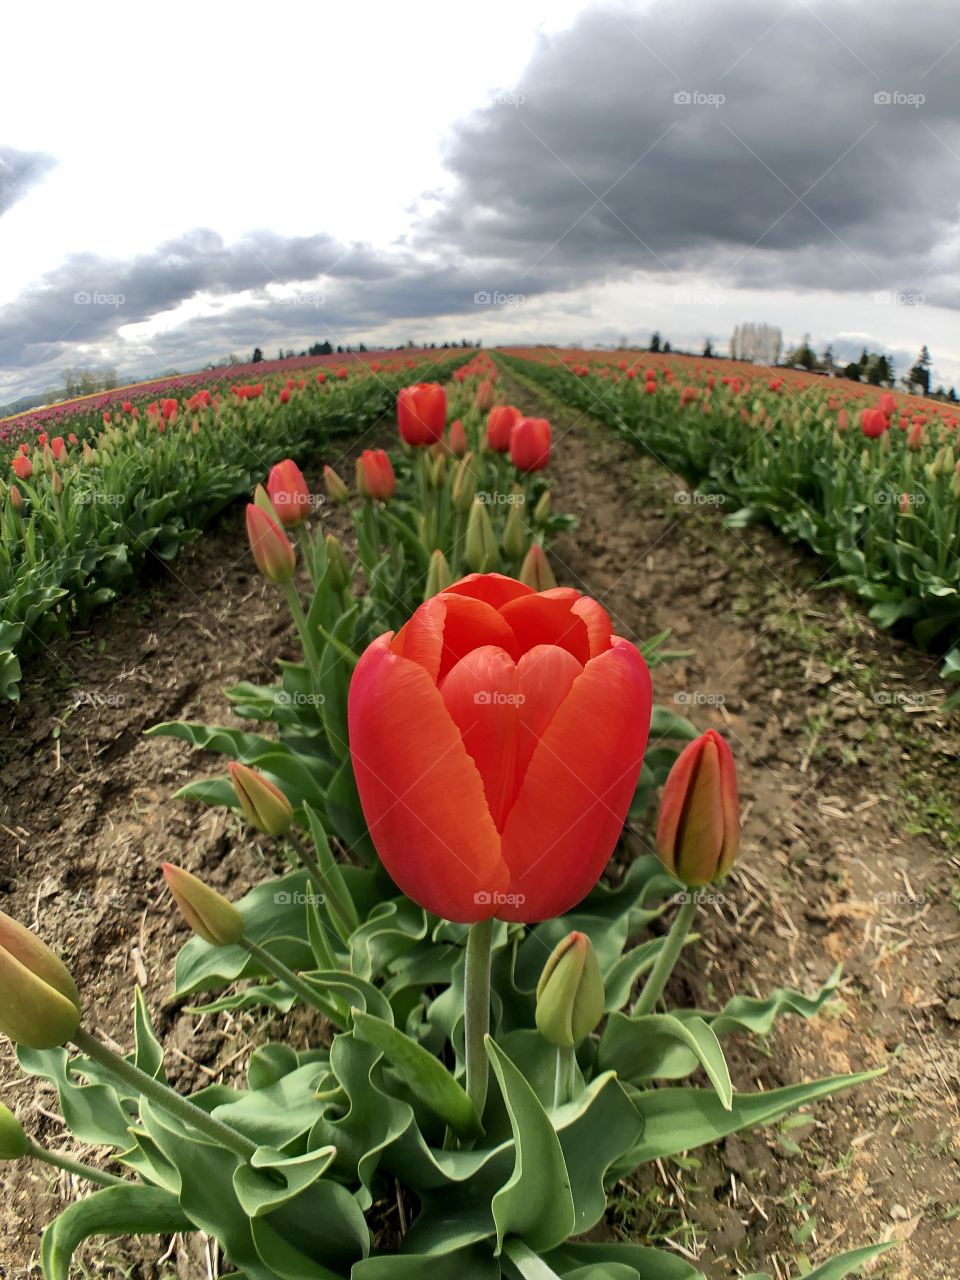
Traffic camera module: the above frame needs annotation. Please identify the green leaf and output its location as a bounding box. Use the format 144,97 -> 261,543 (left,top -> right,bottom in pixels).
233,1144 -> 337,1216
598,1014 -> 733,1108
41,1185 -> 190,1280
133,987 -> 165,1081
353,1009 -> 483,1138
648,705 -> 699,741
352,1247 -> 501,1278
544,1242 -> 706,1278
486,1038 -> 576,1254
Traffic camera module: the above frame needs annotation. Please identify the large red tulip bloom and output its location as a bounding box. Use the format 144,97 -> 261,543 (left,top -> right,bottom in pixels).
348,573 -> 652,922
397,383 -> 446,446
267,459 -> 312,527
486,405 -> 520,453
510,417 -> 551,472
860,408 -> 889,439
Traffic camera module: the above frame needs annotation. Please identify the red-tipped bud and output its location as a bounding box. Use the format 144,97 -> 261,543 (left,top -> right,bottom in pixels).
0,912 -> 81,1049
518,542 -> 557,590
162,864 -> 245,947
246,503 -> 296,583
474,379 -> 495,411
448,419 -> 468,456
323,464 -> 349,504
267,459 -> 312,527
656,729 -> 740,887
907,423 -> 923,451
228,761 -> 294,836
535,931 -> 604,1048
9,486 -> 22,512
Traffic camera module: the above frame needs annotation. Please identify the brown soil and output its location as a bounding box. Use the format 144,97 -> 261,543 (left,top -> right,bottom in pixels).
1,380 -> 959,1279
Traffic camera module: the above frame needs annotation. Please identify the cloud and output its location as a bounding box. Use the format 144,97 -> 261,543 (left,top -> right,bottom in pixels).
423,0 -> 960,303
0,146 -> 55,218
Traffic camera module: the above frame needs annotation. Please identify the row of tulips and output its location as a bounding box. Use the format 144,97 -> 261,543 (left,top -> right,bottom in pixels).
502,348 -> 960,698
0,351 -> 470,702
0,370 -> 888,1279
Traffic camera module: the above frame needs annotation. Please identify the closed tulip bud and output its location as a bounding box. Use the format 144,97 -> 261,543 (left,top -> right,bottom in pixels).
656,730 -> 740,887
465,498 -> 499,572
899,492 -> 911,514
907,423 -> 924,451
325,534 -> 351,592
535,931 -> 605,1048
532,489 -> 551,527
952,472 -> 960,500
228,761 -> 294,836
475,379 -> 495,411
448,419 -> 468,456
878,393 -> 895,418
267,459 -> 312,528
502,497 -> 528,560
837,409 -> 849,431
429,452 -> 446,489
0,911 -> 81,1050
246,503 -> 296,583
9,485 -> 22,512
0,1103 -> 29,1159
82,443 -> 97,465
52,471 -> 63,496
425,547 -> 454,597
452,452 -> 478,511
323,464 -> 349,504
162,864 -> 245,947
518,542 -> 557,590
356,449 -> 396,501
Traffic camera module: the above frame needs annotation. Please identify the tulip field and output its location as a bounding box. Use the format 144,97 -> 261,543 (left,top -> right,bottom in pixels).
0,352 -> 958,1280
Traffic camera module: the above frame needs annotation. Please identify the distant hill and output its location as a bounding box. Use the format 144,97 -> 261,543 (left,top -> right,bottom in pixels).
0,390 -> 60,419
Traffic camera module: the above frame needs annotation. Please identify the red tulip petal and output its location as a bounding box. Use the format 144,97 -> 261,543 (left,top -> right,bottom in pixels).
348,636 -> 508,921
539,590 -> 612,655
445,574 -> 534,610
499,637 -> 651,921
499,594 -> 591,664
514,644 -> 583,786
393,593 -> 520,683
440,646 -> 522,830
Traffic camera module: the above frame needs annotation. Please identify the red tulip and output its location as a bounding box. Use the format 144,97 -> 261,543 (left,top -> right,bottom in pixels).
279,388 -> 291,404
51,437 -> 66,461
475,379 -> 494,411
510,417 -> 551,473
348,573 -> 652,922
907,423 -> 924,451
267,459 -> 312,527
837,408 -> 849,432
122,401 -> 133,413
449,419 -> 468,456
878,393 -> 895,418
160,398 -> 178,421
486,405 -> 520,453
9,485 -> 22,511
356,449 -> 396,501
245,504 -> 296,583
397,383 -> 446,446
860,408 -> 889,439
656,729 -> 740,887
11,455 -> 31,481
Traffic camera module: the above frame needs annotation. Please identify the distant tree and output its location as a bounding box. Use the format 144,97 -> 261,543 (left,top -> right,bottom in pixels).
252,347 -> 263,363
729,322 -> 782,365
866,353 -> 893,386
663,340 -> 672,353
821,344 -> 834,369
703,339 -> 714,358
904,345 -> 931,395
786,335 -> 816,370
649,331 -> 661,353
843,362 -> 862,381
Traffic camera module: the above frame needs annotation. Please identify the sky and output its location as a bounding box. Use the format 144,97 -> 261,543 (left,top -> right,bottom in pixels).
1,0 -> 958,403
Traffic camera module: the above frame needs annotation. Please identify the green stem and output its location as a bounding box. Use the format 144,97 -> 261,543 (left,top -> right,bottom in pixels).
296,524 -> 317,588
632,895 -> 699,1016
464,917 -> 494,1121
287,829 -> 359,944
552,1044 -> 577,1108
29,1139 -> 126,1187
242,938 -> 347,1028
281,579 -> 358,673
71,1029 -> 256,1161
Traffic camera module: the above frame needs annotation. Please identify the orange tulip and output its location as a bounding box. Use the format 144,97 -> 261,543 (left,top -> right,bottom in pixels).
486,404 -> 520,453
356,449 -> 396,501
510,417 -> 551,473
267,459 -> 312,527
656,729 -> 740,887
348,573 -> 652,922
11,455 -> 31,481
397,383 -> 446,446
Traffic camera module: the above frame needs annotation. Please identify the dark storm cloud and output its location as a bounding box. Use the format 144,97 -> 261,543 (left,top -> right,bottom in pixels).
424,0 -> 960,302
0,146 -> 54,217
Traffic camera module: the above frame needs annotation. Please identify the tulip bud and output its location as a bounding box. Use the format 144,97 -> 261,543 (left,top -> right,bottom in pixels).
465,498 -> 498,572
9,485 -> 22,512
502,496 -> 528,560
246,503 -> 296,584
52,471 -> 63,496
162,864 -> 245,947
535,931 -> 605,1048
325,534 -> 351,592
656,730 -> 740,887
532,490 -> 551,527
452,452 -> 478,512
425,548 -> 453,597
0,912 -> 81,1050
429,452 -> 446,490
518,542 -> 557,591
907,423 -> 923,451
323,464 -> 349,504
448,419 -> 468,456
267,459 -> 312,528
228,761 -> 294,836
0,1103 -> 29,1160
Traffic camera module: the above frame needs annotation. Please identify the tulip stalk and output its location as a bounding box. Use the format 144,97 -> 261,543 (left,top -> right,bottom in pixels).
463,918 -> 493,1124
70,1029 -> 258,1161
26,1139 -> 126,1188
280,578 -> 357,677
240,938 -> 349,1027
295,525 -> 319,589
552,1045 -> 577,1109
631,895 -> 699,1016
